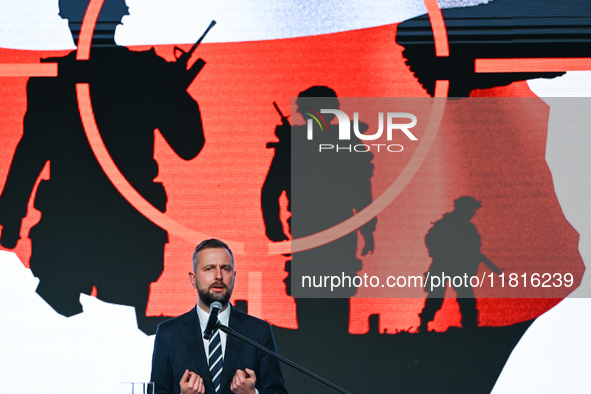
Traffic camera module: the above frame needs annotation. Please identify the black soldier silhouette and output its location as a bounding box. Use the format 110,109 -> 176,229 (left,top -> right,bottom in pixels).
419,196 -> 502,332
395,0 -> 591,97
262,86 -> 376,334
0,0 -> 204,334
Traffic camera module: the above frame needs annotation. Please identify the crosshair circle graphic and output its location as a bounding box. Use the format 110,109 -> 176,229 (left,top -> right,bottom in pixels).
76,0 -> 450,255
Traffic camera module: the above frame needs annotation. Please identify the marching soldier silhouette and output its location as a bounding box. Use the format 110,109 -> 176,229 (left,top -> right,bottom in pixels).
419,196 -> 502,332
0,0 -> 206,334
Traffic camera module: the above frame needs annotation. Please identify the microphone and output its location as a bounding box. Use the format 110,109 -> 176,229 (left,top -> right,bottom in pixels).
203,301 -> 222,340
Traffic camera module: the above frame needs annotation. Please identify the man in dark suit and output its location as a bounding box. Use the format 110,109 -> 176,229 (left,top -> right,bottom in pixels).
151,239 -> 287,394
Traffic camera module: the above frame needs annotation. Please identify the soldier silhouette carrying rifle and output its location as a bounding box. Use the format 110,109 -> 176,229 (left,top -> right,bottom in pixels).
0,0 -> 211,334
261,86 -> 376,334
418,196 -> 502,332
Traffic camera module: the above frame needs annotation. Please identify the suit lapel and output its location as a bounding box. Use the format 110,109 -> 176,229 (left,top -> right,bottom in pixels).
180,307 -> 216,393
219,306 -> 249,393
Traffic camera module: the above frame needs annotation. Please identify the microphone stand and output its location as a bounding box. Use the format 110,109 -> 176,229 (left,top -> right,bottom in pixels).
215,321 -> 351,394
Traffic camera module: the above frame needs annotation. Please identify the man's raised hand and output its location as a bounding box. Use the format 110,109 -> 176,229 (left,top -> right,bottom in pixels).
231,368 -> 256,394
180,369 -> 205,394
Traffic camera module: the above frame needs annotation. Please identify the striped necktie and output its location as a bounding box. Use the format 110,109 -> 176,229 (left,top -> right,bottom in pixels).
208,330 -> 223,393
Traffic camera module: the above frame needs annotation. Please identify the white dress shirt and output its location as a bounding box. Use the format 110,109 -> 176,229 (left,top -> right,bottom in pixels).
196,303 -> 231,359
195,304 -> 260,393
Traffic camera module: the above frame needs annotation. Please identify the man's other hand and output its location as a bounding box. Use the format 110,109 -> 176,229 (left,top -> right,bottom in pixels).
231,368 -> 256,394
180,369 -> 205,394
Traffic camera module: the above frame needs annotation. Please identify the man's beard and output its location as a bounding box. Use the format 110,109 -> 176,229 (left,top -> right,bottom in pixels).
198,282 -> 233,307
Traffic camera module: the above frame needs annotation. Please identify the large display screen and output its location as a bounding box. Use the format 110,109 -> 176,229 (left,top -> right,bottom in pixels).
1,0 -> 590,392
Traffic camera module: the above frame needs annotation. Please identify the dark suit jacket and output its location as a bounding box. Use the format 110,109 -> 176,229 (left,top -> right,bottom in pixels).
151,306 -> 287,394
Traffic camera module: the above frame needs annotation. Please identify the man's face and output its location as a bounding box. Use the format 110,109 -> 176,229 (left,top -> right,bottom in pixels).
190,247 -> 235,309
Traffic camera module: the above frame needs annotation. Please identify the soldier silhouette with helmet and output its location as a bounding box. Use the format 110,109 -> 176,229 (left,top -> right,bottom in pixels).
418,196 -> 502,332
0,0 -> 205,334
262,86 -> 376,334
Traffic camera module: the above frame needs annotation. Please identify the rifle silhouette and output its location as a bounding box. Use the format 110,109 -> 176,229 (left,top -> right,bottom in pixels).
481,254 -> 503,275
273,102 -> 290,127
267,102 -> 291,148
173,20 -> 216,86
